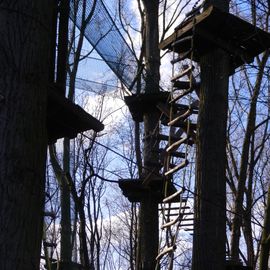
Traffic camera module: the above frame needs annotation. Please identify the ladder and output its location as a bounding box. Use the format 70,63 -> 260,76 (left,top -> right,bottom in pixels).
155,10 -> 201,270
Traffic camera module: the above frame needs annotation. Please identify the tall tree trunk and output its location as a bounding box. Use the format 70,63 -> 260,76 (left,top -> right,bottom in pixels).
138,0 -> 160,269
0,1 -> 52,269
192,1 -> 229,270
230,51 -> 269,262
61,138 -> 72,265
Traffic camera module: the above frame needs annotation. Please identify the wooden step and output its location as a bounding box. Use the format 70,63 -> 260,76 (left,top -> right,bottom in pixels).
161,215 -> 181,229
163,188 -> 184,203
170,88 -> 194,103
156,246 -> 176,261
168,109 -> 192,126
165,160 -> 189,176
171,65 -> 194,82
166,136 -> 190,152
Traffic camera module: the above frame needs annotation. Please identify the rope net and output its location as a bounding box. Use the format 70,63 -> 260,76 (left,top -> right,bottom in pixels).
70,0 -> 138,91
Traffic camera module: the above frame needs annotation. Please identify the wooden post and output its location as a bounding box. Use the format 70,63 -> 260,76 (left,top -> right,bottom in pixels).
192,1 -> 230,270
138,0 -> 160,269
0,1 -> 52,269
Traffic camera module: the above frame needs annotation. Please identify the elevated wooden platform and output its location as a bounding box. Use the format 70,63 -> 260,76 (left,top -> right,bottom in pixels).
47,84 -> 104,144
118,178 -> 181,203
159,6 -> 270,71
124,92 -> 169,122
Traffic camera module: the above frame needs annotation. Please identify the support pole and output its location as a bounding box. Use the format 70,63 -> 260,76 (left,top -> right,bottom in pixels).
138,1 -> 160,269
192,1 -> 230,270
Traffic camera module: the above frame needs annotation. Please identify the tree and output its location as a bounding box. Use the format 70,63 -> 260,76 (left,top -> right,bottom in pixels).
192,1 -> 230,269
226,1 -> 270,268
0,1 -> 53,269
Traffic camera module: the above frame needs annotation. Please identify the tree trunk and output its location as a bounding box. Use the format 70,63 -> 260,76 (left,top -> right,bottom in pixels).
0,1 -> 52,269
60,138 -> 72,265
192,2 -> 229,270
138,0 -> 160,269
230,51 -> 269,262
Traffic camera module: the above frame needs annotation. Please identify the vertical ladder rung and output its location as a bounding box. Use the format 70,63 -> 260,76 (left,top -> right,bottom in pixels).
165,160 -> 189,176
156,246 -> 176,261
166,137 -> 189,152
171,66 -> 193,82
163,188 -> 184,203
161,215 -> 181,229
168,109 -> 192,126
170,88 -> 194,103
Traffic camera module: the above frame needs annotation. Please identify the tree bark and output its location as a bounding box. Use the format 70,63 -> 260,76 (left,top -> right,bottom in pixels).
192,1 -> 229,270
230,51 -> 269,262
138,0 -> 160,269
0,1 -> 52,269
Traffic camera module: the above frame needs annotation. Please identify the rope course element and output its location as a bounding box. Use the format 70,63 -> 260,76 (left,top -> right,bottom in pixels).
70,0 -> 138,91
156,7 -> 202,269
80,134 -> 264,230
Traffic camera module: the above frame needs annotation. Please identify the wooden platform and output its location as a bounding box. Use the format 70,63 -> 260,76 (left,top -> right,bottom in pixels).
118,178 -> 181,203
159,5 -> 270,71
124,92 -> 169,122
47,84 -> 104,144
